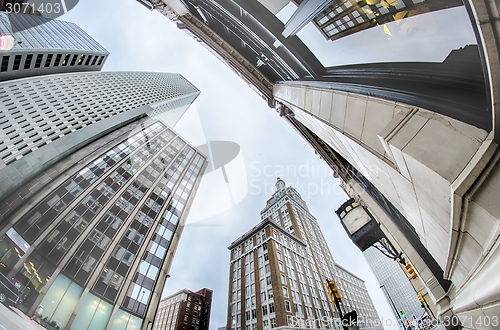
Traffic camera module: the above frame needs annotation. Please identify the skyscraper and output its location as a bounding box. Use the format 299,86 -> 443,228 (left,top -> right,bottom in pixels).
226,178 -> 381,330
0,70 -> 207,330
363,247 -> 425,328
0,12 -> 109,81
153,287 -> 213,330
0,71 -> 200,202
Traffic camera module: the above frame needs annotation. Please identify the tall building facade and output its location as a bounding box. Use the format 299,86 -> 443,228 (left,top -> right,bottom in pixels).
0,12 -> 109,81
226,178 -> 381,330
0,71 -> 200,200
140,0 -> 500,326
363,247 -> 425,327
153,287 -> 213,330
0,70 -> 206,330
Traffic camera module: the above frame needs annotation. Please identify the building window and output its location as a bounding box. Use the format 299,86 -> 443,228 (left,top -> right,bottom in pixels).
262,305 -> 268,316
283,286 -> 288,297
44,54 -> 53,67
24,54 -> 33,69
285,301 -> 291,312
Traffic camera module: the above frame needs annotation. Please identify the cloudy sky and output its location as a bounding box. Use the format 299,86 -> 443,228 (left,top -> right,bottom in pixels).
60,1 -> 476,329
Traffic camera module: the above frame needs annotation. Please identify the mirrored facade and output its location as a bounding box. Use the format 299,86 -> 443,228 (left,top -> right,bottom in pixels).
0,117 -> 207,330
227,178 -> 381,330
153,288 -> 212,330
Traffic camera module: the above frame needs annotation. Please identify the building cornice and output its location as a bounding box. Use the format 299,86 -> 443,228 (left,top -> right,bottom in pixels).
228,217 -> 306,250
177,12 -> 275,106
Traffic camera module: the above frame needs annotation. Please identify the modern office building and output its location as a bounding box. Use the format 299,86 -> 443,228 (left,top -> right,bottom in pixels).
0,70 -> 207,330
0,12 -> 109,81
0,71 -> 200,201
363,247 -> 425,327
0,0 -> 26,12
153,287 -> 213,330
226,178 -> 381,330
141,0 -> 500,326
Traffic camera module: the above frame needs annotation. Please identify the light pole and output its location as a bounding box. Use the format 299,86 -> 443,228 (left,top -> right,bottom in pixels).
380,285 -> 405,329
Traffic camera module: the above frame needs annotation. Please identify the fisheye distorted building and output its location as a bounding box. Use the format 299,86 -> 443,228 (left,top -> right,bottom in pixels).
363,247 -> 427,327
0,12 -> 109,81
0,69 -> 206,330
226,178 -> 381,330
141,0 -> 500,326
153,287 -> 212,330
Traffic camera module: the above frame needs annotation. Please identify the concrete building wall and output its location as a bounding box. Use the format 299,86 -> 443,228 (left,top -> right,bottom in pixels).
273,82 -> 490,271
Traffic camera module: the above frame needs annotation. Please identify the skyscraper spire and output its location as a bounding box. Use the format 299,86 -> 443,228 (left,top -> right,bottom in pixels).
275,177 -> 286,192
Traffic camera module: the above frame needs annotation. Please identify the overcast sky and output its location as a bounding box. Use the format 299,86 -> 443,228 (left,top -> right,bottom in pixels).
60,1 -> 476,329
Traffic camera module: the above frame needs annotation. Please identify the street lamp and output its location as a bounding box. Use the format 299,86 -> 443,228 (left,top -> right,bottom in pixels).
380,285 -> 404,329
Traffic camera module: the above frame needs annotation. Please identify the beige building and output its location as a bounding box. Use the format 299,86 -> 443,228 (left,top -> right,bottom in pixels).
226,178 -> 381,330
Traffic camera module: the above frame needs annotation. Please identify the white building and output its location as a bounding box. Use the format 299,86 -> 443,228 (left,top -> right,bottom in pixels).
363,246 -> 426,328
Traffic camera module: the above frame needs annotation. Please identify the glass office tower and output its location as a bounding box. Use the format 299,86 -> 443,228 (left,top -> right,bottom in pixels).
364,247 -> 425,327
0,71 -> 206,330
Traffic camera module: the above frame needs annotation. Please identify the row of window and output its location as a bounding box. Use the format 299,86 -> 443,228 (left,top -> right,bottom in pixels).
0,53 -> 105,72
0,72 -> 197,164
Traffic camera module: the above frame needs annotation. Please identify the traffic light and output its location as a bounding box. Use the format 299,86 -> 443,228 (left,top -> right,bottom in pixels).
325,279 -> 342,302
400,310 -> 407,319
405,262 -> 417,279
417,294 -> 424,303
